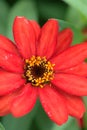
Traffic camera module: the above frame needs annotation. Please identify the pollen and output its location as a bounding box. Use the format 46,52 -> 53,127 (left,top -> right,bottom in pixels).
24,56 -> 55,88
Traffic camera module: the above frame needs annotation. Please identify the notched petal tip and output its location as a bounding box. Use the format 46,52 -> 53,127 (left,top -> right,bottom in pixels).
13,16 -> 29,30
64,28 -> 73,34
14,16 -> 27,20
14,16 -> 29,26
48,18 -> 58,22
46,18 -> 59,29
55,28 -> 73,54
13,16 -> 36,59
62,28 -> 73,40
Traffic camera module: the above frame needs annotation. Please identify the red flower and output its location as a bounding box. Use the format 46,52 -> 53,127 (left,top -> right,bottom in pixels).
0,17 -> 87,125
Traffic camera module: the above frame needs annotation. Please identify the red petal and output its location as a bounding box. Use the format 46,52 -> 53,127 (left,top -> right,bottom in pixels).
63,62 -> 87,77
51,42 -> 87,70
11,84 -> 37,117
30,20 -> 40,40
37,19 -> 58,59
39,85 -> 68,125
56,28 -> 73,54
0,35 -> 18,54
13,16 -> 36,59
0,105 -> 9,116
0,90 -> 20,116
61,92 -> 85,118
0,48 -> 24,73
0,70 -> 25,96
0,109 -> 9,116
52,73 -> 87,96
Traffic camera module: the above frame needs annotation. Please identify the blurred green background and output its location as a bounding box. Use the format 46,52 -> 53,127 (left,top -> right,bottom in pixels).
0,0 -> 87,130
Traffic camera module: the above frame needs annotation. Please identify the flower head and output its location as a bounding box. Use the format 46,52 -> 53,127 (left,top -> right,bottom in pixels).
0,16 -> 87,125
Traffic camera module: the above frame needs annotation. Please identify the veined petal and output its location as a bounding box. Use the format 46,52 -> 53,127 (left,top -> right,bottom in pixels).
30,20 -> 40,40
52,73 -> 87,96
0,35 -> 18,54
63,62 -> 87,77
51,42 -> 87,70
37,19 -> 58,59
11,84 -> 37,117
13,16 -> 36,59
0,48 -> 24,73
0,70 -> 25,95
61,92 -> 85,118
56,28 -> 73,54
39,85 -> 68,125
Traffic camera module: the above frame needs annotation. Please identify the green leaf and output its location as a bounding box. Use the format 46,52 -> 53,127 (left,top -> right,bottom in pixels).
58,19 -> 84,44
35,103 -> 80,130
0,1 -> 9,35
0,123 -> 5,130
63,0 -> 87,20
66,6 -> 87,29
6,0 -> 38,40
37,1 -> 67,20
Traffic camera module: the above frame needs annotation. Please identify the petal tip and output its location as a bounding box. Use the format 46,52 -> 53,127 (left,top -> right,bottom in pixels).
47,18 -> 58,25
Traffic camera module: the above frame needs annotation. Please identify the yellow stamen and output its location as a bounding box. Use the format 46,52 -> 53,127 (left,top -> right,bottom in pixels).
24,56 -> 55,88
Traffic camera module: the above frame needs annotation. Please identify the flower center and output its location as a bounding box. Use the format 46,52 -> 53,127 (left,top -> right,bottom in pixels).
24,56 -> 55,88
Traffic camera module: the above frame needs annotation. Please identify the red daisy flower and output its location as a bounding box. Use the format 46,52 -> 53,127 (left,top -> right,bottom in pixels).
0,16 -> 87,125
